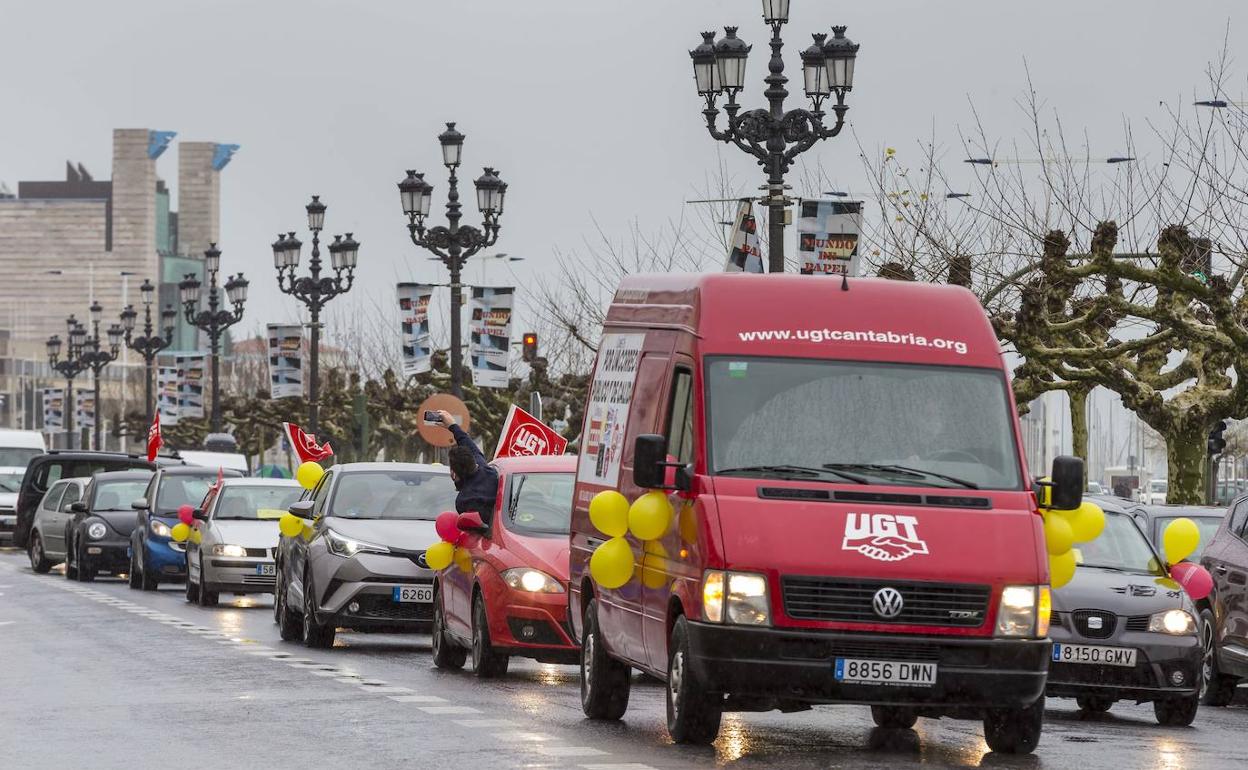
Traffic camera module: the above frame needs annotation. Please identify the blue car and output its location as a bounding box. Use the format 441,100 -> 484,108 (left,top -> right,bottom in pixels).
129,465 -> 243,590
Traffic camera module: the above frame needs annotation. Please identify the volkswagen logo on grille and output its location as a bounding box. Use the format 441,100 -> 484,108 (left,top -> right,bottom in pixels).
415,551 -> 429,569
872,587 -> 904,619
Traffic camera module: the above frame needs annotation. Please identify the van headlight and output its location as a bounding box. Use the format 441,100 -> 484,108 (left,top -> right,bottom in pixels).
1148,609 -> 1196,635
502,568 -> 564,593
87,522 -> 108,540
212,544 -> 247,558
150,520 -> 171,538
701,570 -> 770,626
325,529 -> 389,558
996,585 -> 1050,637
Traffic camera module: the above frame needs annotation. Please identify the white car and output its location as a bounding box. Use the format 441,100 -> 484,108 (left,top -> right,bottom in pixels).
0,466 -> 26,544
1144,479 -> 1168,505
185,477 -> 302,606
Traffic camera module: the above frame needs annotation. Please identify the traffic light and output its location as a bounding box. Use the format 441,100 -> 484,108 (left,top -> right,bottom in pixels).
522,332 -> 538,362
1209,421 -> 1227,456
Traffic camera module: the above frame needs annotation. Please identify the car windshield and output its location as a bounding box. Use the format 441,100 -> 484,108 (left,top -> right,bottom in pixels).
509,472 -> 574,535
156,476 -> 216,513
0,471 -> 24,493
0,448 -> 40,467
213,485 -> 303,520
92,480 -> 152,511
1076,512 -> 1164,575
706,358 -> 1022,489
328,470 -> 456,520
1155,516 -> 1222,560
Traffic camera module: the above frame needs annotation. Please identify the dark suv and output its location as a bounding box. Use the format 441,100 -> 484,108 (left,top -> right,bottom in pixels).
12,451 -> 172,549
1199,495 -> 1248,705
129,466 -> 243,590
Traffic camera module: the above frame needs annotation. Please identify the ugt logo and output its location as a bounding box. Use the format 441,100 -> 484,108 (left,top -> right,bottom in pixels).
510,426 -> 548,456
842,513 -> 929,562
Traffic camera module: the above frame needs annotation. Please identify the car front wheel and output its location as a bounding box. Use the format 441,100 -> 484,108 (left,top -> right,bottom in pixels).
64,535 -> 78,580
1154,693 -> 1200,726
139,545 -> 158,591
274,569 -> 302,642
1076,695 -> 1114,713
1200,608 -> 1238,706
28,533 -> 52,574
983,696 -> 1044,755
302,575 -> 336,648
196,557 -> 218,607
75,539 -> 96,582
471,594 -> 509,678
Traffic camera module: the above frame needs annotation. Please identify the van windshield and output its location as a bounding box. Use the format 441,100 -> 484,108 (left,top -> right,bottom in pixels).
0,448 -> 40,467
706,358 -> 1022,490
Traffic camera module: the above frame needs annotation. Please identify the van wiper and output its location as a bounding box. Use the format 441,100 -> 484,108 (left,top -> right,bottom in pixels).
717,464 -> 870,484
823,463 -> 979,489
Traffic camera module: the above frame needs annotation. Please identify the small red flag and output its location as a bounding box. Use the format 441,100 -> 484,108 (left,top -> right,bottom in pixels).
146,412 -> 163,462
283,421 -> 333,464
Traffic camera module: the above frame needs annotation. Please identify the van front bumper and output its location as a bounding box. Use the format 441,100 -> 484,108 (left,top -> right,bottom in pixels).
685,621 -> 1049,710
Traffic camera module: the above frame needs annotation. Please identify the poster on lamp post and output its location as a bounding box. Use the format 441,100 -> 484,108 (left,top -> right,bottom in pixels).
41,388 -> 64,432
75,390 -> 95,433
176,353 -> 206,419
797,198 -> 864,276
157,363 -> 179,426
469,286 -> 513,389
266,324 -> 304,399
397,283 -> 434,376
723,199 -> 764,274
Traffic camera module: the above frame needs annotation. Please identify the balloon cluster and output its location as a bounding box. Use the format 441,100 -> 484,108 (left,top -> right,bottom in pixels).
278,461 -> 326,541
1162,518 -> 1213,600
423,512 -> 472,573
586,490 -> 675,589
1041,500 -> 1105,589
169,504 -> 202,545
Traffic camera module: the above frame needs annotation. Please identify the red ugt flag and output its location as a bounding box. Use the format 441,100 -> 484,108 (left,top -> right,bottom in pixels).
283,422 -> 334,464
493,404 -> 568,459
146,412 -> 163,462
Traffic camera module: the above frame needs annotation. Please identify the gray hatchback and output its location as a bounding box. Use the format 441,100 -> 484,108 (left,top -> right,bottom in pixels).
274,462 -> 458,648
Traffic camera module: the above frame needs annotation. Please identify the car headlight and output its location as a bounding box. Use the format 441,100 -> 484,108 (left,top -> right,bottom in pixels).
701,570 -> 770,626
996,585 -> 1050,637
501,568 -> 565,593
150,520 -> 171,538
325,529 -> 389,558
87,522 -> 107,540
211,544 -> 247,558
1148,609 -> 1196,635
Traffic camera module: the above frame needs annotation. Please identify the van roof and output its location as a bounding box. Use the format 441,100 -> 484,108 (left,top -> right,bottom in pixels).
0,430 -> 47,449
608,274 -> 1002,368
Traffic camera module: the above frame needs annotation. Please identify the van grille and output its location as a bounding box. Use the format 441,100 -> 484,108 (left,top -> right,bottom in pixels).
782,576 -> 991,628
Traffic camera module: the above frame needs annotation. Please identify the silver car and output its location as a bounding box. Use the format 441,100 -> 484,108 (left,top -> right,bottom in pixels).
0,466 -> 25,544
185,478 -> 303,606
26,477 -> 89,572
274,462 -> 457,648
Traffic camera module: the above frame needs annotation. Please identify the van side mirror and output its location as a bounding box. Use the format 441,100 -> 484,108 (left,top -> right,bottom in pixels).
70,502 -> 87,513
457,511 -> 487,534
191,508 -> 208,521
288,500 -> 315,519
1049,455 -> 1084,511
634,434 -> 668,489
131,498 -> 149,510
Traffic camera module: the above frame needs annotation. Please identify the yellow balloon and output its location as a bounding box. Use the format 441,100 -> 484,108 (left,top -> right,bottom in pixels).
640,540 -> 669,589
1044,511 -> 1074,556
190,528 -> 202,545
1068,502 -> 1105,543
425,541 -> 454,570
678,502 -> 698,545
278,513 -> 304,538
589,536 -> 634,589
589,491 -> 629,538
170,522 -> 190,542
296,461 -> 325,490
301,524 -> 314,542
1050,549 -> 1077,589
628,491 -> 673,541
1163,517 -> 1201,564
454,547 -> 472,574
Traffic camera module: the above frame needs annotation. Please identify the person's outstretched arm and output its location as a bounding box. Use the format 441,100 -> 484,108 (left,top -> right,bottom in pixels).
439,410 -> 487,469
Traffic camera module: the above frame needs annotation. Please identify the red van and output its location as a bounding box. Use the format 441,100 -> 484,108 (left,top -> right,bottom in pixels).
568,274 -> 1083,754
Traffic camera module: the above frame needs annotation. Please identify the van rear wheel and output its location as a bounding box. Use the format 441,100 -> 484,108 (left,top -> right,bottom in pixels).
666,615 -> 722,745
983,696 -> 1044,755
580,598 -> 630,720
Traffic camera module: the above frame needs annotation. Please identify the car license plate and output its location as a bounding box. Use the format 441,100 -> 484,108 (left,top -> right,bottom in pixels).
1052,643 -> 1136,667
834,658 -> 937,687
254,564 -> 275,576
393,585 -> 433,603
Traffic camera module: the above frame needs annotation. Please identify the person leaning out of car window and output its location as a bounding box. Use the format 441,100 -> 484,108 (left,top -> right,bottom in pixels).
436,410 -> 499,525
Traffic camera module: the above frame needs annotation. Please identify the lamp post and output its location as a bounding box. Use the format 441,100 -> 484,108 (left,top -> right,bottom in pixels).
179,244 -> 248,434
690,1 -> 860,272
398,123 -> 507,397
271,197 -> 360,436
69,301 -> 124,450
46,316 -> 89,449
121,279 -> 177,424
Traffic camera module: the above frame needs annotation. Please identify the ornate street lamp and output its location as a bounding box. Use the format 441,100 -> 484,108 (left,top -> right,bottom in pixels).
121,278 -> 177,424
70,302 -> 124,450
690,2 -> 860,272
180,244 -> 248,433
47,315 -> 89,449
397,122 -> 506,396
272,197 -> 359,435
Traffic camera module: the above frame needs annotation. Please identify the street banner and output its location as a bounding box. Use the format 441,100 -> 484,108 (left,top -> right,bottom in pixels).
75,390 -> 95,431
267,324 -> 304,399
397,283 -> 434,376
797,198 -> 864,276
469,286 -> 514,389
176,353 -> 206,419
493,404 -> 568,460
723,199 -> 764,274
146,412 -> 163,461
282,421 -> 333,463
157,363 -> 180,426
576,332 -> 645,487
41,388 -> 64,432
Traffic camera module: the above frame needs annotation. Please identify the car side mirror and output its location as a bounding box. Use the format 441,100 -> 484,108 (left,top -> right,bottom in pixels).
70,501 -> 87,513
457,511 -> 487,533
191,508 -> 208,521
131,497 -> 149,510
288,500 -> 315,519
1049,455 -> 1084,511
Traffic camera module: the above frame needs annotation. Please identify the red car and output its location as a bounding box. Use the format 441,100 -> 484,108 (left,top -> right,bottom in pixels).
432,455 -> 578,677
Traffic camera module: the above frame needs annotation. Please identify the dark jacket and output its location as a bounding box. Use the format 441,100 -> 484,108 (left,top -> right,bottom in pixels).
449,424 -> 499,523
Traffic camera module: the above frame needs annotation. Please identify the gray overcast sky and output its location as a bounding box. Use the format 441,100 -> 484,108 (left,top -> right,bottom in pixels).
1,0 -> 1243,348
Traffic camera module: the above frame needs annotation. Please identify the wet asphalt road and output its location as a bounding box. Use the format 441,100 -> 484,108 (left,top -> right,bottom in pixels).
2,550 -> 1247,770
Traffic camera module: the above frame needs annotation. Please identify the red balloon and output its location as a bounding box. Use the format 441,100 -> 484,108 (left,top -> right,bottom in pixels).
435,511 -> 460,543
1170,562 -> 1213,601
178,505 -> 194,526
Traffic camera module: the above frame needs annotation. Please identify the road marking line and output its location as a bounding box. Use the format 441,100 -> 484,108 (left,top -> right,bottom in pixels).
357,679 -> 390,686
334,677 -> 364,684
580,765 -> 661,770
359,686 -> 414,694
496,732 -> 555,742
417,706 -> 481,715
539,747 -> 609,758
454,719 -> 516,728
387,695 -> 447,703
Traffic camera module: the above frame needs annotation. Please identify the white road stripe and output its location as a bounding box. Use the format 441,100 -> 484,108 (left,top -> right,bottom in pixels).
359,686 -> 413,694
454,719 -> 516,728
539,747 -> 609,758
386,695 -> 446,703
417,706 -> 481,715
